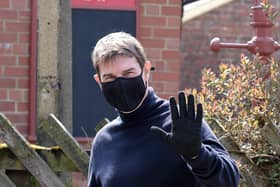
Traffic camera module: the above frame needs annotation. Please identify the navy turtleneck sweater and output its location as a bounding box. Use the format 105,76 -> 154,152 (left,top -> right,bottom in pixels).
88,88 -> 240,187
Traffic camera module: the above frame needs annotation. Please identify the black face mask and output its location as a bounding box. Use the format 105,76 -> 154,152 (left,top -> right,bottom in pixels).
101,73 -> 147,113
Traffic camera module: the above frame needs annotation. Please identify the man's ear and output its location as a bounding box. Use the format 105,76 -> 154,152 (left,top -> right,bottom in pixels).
94,74 -> 103,89
143,61 -> 151,81
94,74 -> 100,84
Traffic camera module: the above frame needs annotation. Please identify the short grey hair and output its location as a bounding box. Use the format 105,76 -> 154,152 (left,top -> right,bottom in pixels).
91,32 -> 147,74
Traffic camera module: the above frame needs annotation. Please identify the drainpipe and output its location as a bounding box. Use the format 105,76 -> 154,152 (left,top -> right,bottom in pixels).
28,0 -> 38,143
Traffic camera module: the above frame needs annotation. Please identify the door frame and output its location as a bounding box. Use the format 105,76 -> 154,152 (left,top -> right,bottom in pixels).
71,0 -> 139,144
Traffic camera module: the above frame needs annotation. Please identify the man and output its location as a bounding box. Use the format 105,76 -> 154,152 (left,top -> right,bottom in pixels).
88,32 -> 240,187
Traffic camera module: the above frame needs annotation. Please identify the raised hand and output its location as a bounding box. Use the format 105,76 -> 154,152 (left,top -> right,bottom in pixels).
151,92 -> 203,159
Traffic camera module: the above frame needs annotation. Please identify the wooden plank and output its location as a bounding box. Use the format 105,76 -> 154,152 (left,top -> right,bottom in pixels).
39,113 -> 89,176
0,113 -> 65,187
0,145 -> 78,172
0,170 -> 17,187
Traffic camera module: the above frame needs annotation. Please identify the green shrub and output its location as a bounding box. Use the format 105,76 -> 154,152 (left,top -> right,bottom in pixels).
186,55 -> 280,185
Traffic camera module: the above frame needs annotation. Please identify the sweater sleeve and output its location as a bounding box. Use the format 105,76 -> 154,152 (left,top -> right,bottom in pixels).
186,120 -> 240,187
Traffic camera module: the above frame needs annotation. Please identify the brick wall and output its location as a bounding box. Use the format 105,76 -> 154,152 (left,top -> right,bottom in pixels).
0,0 -> 31,136
181,0 -> 280,89
138,0 -> 182,98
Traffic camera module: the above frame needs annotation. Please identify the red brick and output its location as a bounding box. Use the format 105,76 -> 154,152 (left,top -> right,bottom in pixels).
139,27 -> 152,37
18,56 -> 30,65
140,16 -> 166,27
164,82 -> 178,91
0,10 -> 18,19
17,78 -> 29,88
138,5 -> 145,14
153,61 -> 164,71
19,10 -> 31,20
0,56 -> 16,65
6,113 -> 28,123
0,89 -> 7,100
162,6 -> 181,16
19,33 -> 30,43
167,17 -> 181,27
153,72 -> 179,81
9,89 -> 24,101
16,124 -> 28,136
168,0 -> 181,5
6,22 -> 30,32
0,44 -> 13,54
4,67 -> 28,77
0,78 -> 16,88
150,81 -> 164,92
0,66 -> 3,76
72,173 -> 87,187
0,32 -> 17,43
162,50 -> 181,59
145,5 -> 161,16
154,28 -> 180,38
0,101 -> 15,111
158,93 -> 171,99
141,0 -> 167,4
0,21 -> 3,31
18,102 -> 28,111
11,0 -> 28,10
165,38 -> 180,49
165,61 -> 181,72
0,0 -> 10,8
141,38 -> 165,48
145,48 -> 161,59
13,43 -> 29,54
139,0 -> 182,97
26,0 -> 31,10
23,90 -> 28,102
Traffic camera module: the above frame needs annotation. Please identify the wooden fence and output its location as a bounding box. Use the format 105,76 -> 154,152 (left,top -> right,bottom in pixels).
0,113 -> 90,187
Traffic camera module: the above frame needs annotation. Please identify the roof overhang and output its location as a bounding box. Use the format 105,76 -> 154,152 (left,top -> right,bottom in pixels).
182,0 -> 233,22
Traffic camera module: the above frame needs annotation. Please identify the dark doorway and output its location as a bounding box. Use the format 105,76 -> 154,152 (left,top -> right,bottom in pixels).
72,9 -> 136,137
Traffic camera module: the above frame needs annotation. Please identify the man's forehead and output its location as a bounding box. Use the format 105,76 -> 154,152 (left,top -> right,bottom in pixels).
98,56 -> 141,75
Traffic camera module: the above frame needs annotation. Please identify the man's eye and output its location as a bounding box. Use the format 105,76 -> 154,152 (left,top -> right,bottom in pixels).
124,72 -> 135,77
104,77 -> 115,82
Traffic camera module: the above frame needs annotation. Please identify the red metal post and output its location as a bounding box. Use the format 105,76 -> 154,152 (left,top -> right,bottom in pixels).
210,1 -> 280,61
28,0 -> 38,143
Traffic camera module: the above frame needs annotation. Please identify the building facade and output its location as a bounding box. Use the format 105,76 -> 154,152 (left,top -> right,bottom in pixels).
0,0 -> 182,139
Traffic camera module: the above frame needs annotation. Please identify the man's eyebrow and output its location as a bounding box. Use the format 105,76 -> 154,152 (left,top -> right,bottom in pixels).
122,67 -> 136,74
102,68 -> 137,79
102,73 -> 115,78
